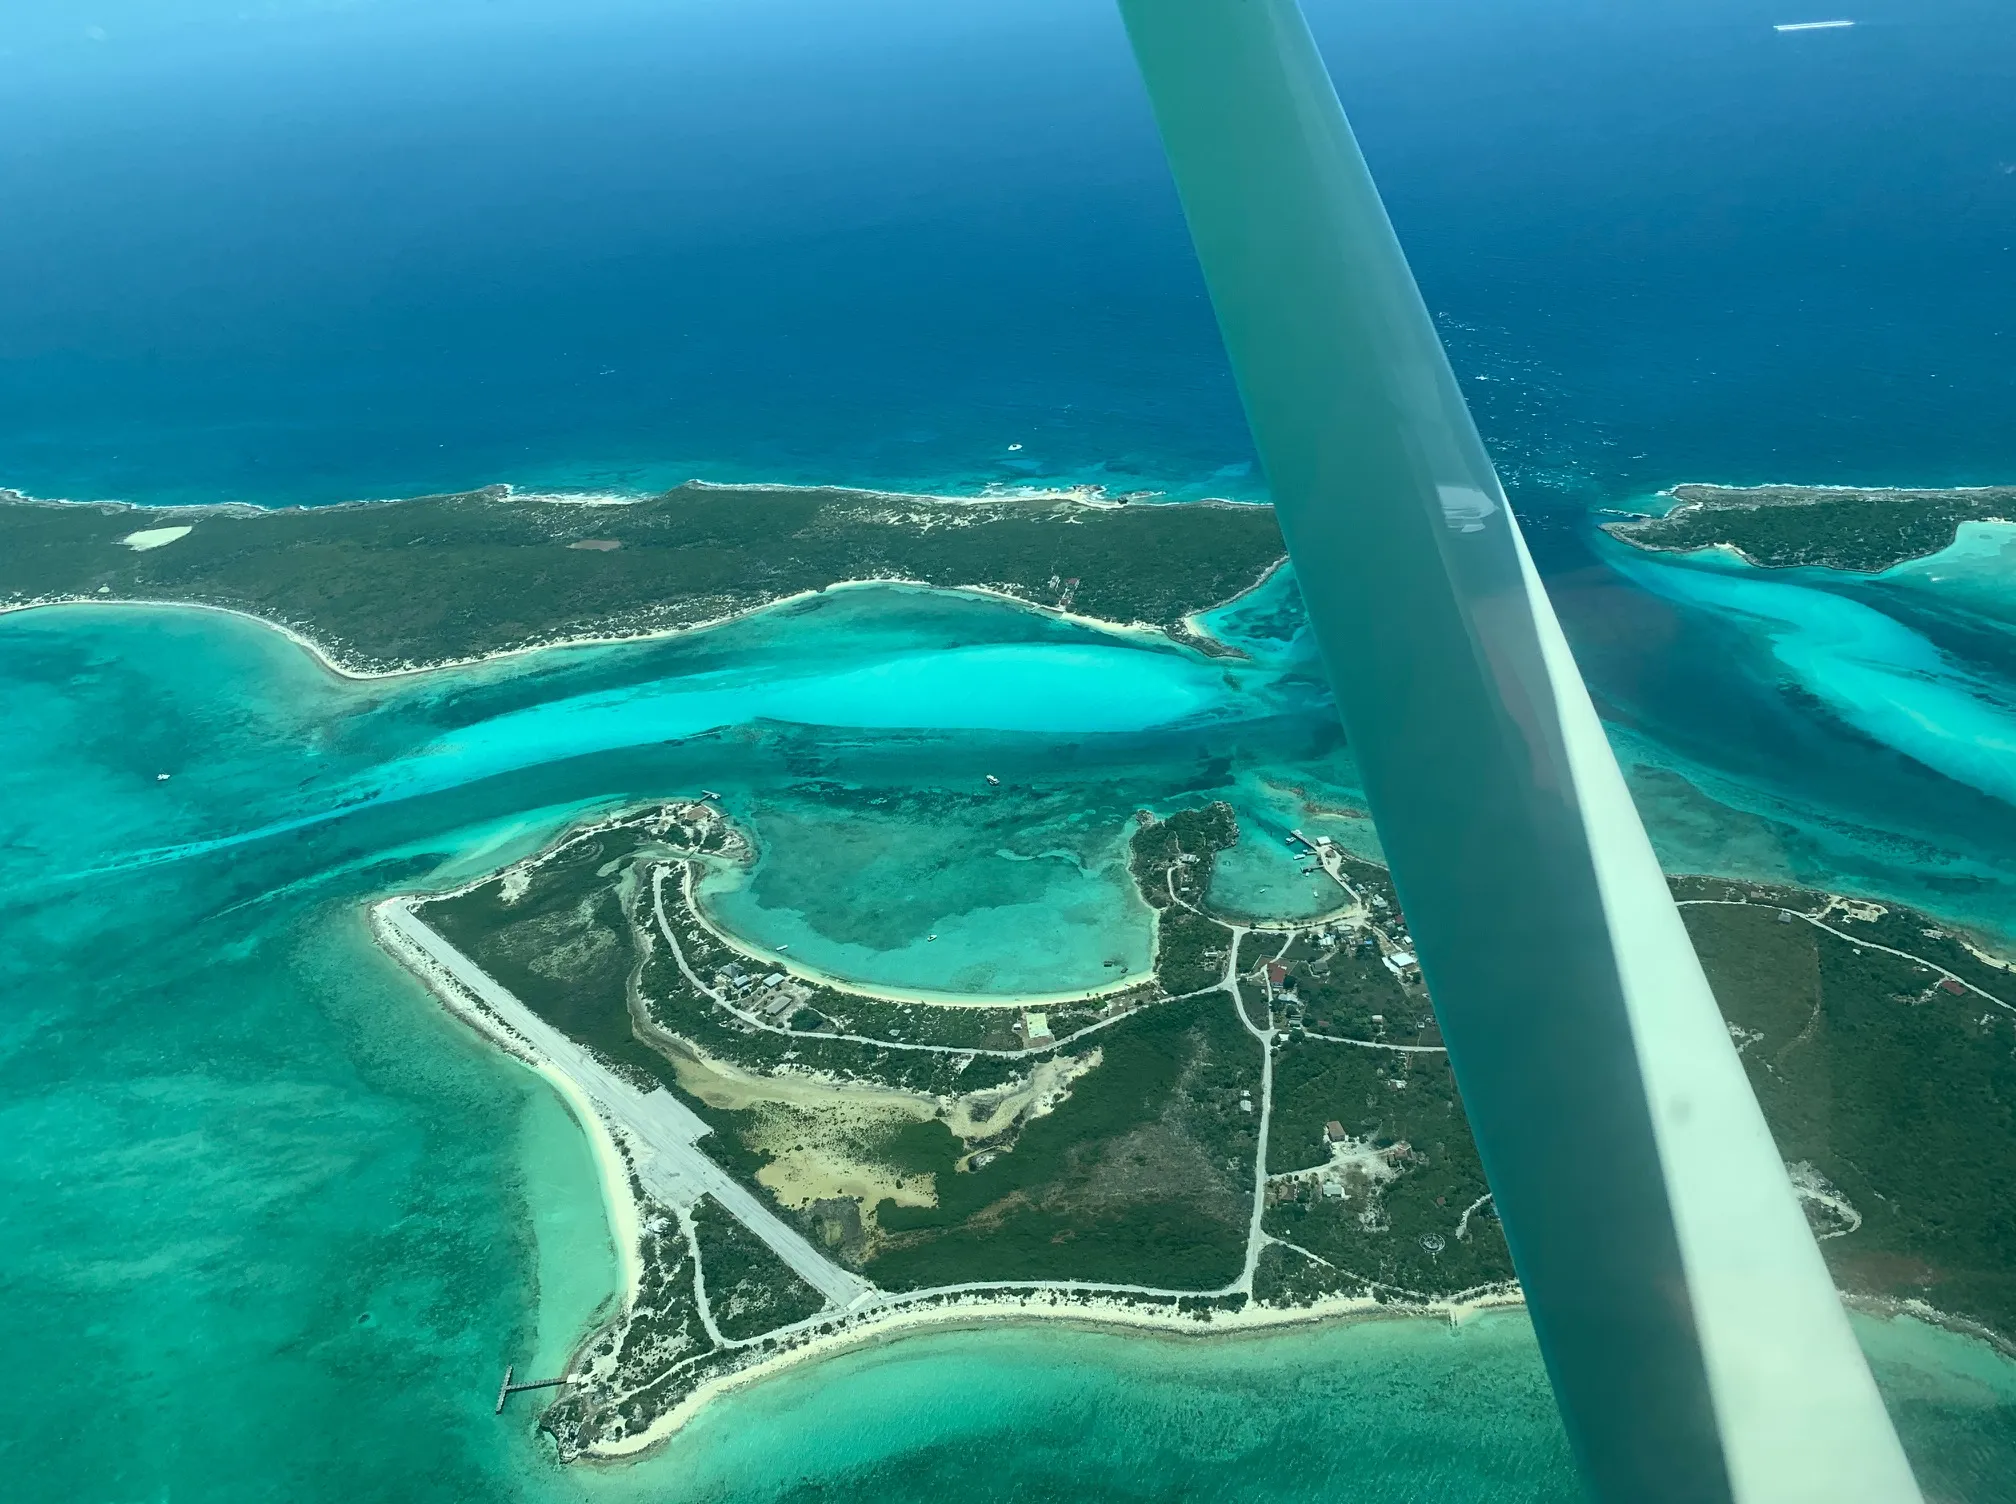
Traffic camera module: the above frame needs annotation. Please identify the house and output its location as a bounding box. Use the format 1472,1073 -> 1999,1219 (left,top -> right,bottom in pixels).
1324,1120 -> 1347,1143
1382,950 -> 1419,982
1018,1011 -> 1055,1048
1266,962 -> 1287,989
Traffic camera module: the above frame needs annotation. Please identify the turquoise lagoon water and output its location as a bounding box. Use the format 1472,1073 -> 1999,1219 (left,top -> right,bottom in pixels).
1558,528 -> 2016,950
5,578 -> 2016,1503
1604,542 -> 2016,813
692,789 -> 1161,1001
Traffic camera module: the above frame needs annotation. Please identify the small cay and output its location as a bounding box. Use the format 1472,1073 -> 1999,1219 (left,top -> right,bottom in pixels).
1603,482 -> 2016,573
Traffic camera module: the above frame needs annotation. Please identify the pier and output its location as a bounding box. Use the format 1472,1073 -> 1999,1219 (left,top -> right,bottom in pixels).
495,1364 -> 575,1414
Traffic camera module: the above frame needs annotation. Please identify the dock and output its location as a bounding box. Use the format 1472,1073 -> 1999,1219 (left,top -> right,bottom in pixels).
495,1364 -> 575,1414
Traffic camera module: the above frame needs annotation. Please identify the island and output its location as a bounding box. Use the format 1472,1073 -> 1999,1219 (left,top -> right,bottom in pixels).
0,482 -> 1287,674
1602,483 -> 2016,572
375,796 -> 2016,1461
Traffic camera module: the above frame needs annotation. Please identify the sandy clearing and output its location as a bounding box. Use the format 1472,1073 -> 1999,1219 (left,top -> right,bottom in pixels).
666,1040 -> 940,1118
745,1099 -> 940,1210
121,525 -> 194,550
947,1049 -> 1101,1141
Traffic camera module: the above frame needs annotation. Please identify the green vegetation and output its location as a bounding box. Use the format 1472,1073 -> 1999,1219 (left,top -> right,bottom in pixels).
418,816 -> 799,1198
422,824 -> 679,1093
1674,886 -> 2016,1343
2,483 -> 1286,670
540,1210 -> 712,1459
1285,943 -> 1435,1046
662,875 -> 1144,1059
1263,1041 -> 1512,1298
412,795 -> 2016,1368
1130,802 -> 1241,995
1252,1240 -> 1374,1307
639,937 -> 1025,1099
1235,930 -> 1282,977
690,1195 -> 827,1340
1603,483 -> 2015,573
867,995 -> 1258,1290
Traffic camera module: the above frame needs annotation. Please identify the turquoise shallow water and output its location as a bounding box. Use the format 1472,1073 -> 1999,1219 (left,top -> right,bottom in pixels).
1559,530 -> 2016,951
693,791 -> 1159,1000
1883,522 -> 2016,632
606,1311 -> 2016,1504
4,580 -> 2014,1503
1605,541 -> 2016,813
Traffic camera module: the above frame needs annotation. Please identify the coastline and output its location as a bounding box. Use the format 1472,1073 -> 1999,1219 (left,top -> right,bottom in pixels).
374,816 -> 2016,1467
370,898 -> 648,1322
1600,480 -> 2016,573
1613,480 -> 2016,518
1652,480 -> 2016,498
371,831 -> 1525,1463
0,474 -> 1282,681
682,859 -> 1162,1011
593,1281 -> 1528,1462
0,573 -> 1246,687
0,474 -> 1272,517
608,1280 -> 2016,1468
411,797 -> 1162,1015
29,474 -> 2014,1469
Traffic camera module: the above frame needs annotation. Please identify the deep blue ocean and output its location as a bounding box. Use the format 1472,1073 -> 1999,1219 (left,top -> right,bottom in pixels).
4,2 -> 2016,1501
3,0 -> 2012,511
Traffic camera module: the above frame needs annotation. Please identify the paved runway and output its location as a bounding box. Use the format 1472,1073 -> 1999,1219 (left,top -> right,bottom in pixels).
383,902 -> 876,1313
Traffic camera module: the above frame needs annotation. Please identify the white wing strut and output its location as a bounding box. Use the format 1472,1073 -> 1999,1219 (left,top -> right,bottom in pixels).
1116,4 -> 1922,1500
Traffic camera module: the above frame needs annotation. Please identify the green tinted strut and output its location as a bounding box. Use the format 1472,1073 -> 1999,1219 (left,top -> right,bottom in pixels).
1116,4 -> 1922,1500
